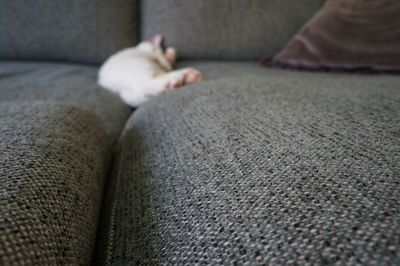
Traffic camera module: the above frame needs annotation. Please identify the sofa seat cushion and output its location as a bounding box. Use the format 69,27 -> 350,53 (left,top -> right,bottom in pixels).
95,62 -> 400,265
0,61 -> 131,142
0,102 -> 112,265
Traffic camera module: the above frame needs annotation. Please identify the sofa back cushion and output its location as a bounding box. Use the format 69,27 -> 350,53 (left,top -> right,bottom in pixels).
0,0 -> 138,64
141,0 -> 323,60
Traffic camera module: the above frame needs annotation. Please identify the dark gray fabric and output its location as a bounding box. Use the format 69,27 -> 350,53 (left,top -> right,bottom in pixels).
95,62 -> 400,265
0,0 -> 138,64
141,0 -> 323,60
0,102 -> 111,265
0,61 -> 131,142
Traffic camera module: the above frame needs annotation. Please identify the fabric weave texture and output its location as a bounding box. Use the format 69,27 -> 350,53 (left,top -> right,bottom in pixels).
0,61 -> 131,143
95,62 -> 400,265
0,102 -> 112,265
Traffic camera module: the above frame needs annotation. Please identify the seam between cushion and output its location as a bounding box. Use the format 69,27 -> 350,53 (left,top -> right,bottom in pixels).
105,154 -> 123,264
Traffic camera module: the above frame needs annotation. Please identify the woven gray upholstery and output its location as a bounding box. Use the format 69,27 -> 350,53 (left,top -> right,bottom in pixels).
141,0 -> 323,60
0,61 -> 131,142
0,0 -> 138,64
95,62 -> 400,265
0,102 -> 111,265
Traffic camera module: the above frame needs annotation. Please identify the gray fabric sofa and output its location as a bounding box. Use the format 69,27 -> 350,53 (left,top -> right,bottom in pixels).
1,1 -> 399,265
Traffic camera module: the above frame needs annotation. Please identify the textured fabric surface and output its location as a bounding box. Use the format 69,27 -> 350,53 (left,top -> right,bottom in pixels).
0,61 -> 131,142
141,0 -> 323,60
95,61 -> 400,265
264,0 -> 400,73
0,0 -> 138,64
0,102 -> 112,265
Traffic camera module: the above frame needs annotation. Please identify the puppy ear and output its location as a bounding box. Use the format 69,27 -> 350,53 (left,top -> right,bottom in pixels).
149,34 -> 163,46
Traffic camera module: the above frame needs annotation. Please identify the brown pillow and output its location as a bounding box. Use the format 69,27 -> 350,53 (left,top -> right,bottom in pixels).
263,0 -> 400,73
